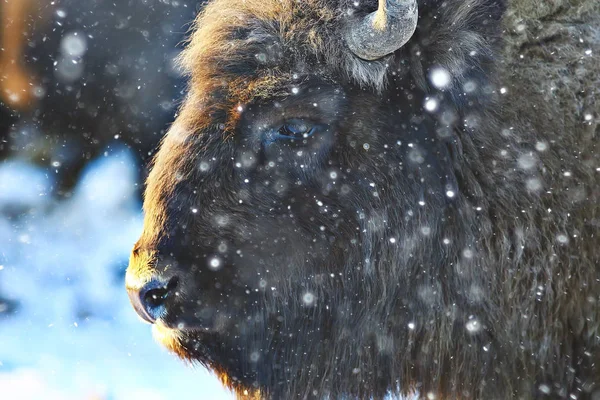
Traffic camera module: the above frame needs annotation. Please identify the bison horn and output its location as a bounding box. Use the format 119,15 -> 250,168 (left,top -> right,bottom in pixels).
345,0 -> 418,61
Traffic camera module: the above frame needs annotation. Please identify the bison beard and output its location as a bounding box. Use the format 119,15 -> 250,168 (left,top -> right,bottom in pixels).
125,0 -> 600,399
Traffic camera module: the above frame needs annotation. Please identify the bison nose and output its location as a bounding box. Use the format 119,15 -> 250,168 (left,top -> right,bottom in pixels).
127,276 -> 179,324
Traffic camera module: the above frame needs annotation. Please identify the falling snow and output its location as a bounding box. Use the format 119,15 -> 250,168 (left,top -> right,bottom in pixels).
429,67 -> 452,89
465,319 -> 482,333
0,0 -> 597,398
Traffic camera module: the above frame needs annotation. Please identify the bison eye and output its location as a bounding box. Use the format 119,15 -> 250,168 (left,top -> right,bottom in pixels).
265,119 -> 317,143
278,120 -> 314,139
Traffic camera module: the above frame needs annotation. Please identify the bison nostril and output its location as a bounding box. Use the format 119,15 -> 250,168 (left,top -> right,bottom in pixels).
144,277 -> 178,309
128,276 -> 179,324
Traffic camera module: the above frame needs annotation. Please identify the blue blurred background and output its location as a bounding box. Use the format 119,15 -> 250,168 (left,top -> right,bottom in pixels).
0,1 -> 233,398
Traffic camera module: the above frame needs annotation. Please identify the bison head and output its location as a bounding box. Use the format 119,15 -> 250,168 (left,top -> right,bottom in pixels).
126,0 -> 507,397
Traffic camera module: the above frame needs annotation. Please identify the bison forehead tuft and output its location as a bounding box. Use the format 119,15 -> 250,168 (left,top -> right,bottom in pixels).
175,0 -> 392,126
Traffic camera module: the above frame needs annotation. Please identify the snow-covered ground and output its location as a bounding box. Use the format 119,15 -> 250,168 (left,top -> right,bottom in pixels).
0,149 -> 233,399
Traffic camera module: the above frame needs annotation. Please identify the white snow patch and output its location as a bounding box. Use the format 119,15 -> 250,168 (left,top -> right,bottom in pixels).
0,150 -> 233,400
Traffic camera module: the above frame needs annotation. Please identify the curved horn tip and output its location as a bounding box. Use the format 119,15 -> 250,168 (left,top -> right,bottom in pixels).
345,0 -> 418,61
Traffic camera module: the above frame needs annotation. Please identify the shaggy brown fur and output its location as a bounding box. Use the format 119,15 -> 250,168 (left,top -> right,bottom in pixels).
126,0 -> 599,398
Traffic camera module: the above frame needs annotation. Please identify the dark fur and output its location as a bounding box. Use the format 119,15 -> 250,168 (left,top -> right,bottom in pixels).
126,0 -> 600,398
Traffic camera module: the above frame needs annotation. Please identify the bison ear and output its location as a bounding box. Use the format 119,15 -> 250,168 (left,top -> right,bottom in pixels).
409,0 -> 507,94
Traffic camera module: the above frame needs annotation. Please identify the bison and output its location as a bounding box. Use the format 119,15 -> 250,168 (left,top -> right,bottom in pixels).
125,0 -> 599,398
